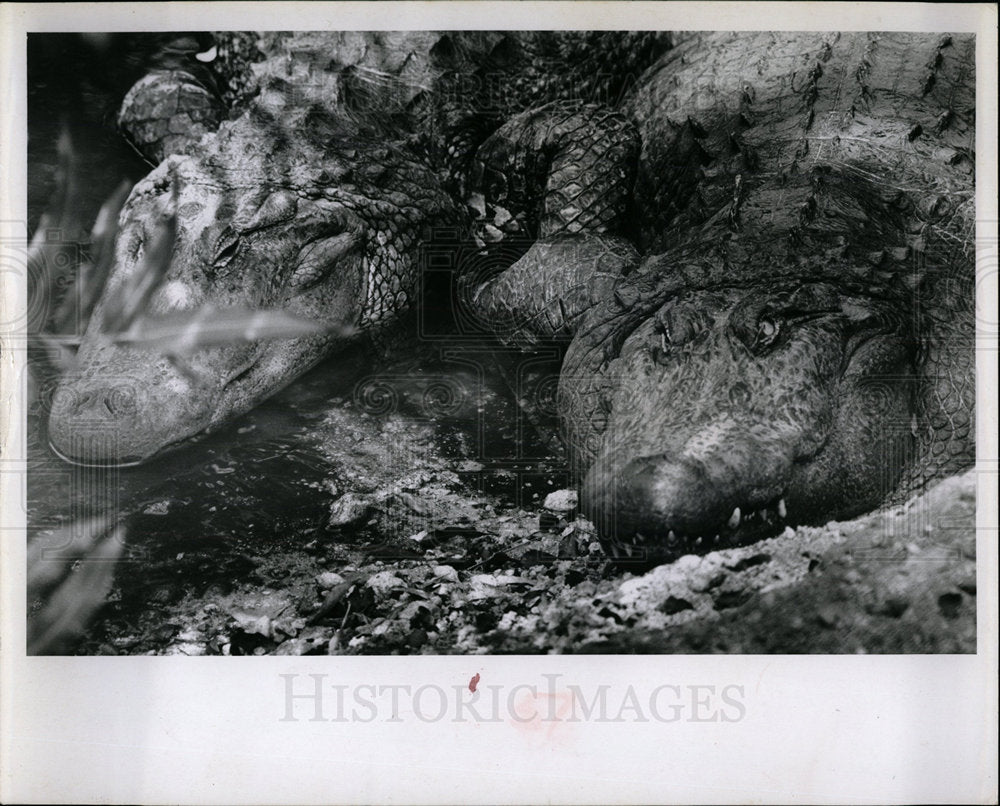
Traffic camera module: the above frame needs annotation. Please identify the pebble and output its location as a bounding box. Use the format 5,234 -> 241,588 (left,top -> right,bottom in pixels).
543,489 -> 578,512
316,571 -> 346,590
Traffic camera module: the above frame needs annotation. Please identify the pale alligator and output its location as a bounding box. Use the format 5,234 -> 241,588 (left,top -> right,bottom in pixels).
45,30 -> 668,465
470,31 -> 976,560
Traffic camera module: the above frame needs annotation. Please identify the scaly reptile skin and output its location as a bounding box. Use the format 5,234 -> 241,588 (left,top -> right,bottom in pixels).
469,32 -> 975,561
46,31 -> 975,568
46,31 -> 671,465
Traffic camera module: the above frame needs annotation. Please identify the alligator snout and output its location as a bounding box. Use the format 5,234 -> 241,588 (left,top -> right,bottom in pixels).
46,359 -> 219,466
48,388 -> 148,466
580,446 -> 793,562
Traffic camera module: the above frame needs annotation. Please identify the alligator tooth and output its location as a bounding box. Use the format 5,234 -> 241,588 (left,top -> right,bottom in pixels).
713,534 -> 720,543
761,509 -> 772,524
777,498 -> 787,519
694,536 -> 703,547
668,529 -> 677,542
622,544 -> 634,558
727,507 -> 741,529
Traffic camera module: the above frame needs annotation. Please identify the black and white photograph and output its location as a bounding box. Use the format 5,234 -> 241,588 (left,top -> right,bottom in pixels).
20,25 -> 982,656
1,2 -> 996,804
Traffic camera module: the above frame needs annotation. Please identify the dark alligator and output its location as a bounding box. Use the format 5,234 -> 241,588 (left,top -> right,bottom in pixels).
469,31 -> 976,560
44,30 -> 668,465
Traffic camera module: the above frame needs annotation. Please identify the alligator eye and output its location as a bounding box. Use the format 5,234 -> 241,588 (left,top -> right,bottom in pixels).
651,329 -> 673,365
211,227 -> 240,267
754,316 -> 781,350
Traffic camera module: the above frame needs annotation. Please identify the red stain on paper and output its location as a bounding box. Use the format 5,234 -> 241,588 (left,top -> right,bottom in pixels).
511,690 -> 576,746
469,673 -> 480,692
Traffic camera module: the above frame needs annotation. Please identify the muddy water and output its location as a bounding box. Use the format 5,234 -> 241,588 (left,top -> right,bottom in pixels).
27,337 -> 569,615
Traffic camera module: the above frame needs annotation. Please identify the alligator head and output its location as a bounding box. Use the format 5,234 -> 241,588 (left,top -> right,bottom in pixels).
558,173 -> 973,562
571,280 -> 919,559
47,87 -> 458,465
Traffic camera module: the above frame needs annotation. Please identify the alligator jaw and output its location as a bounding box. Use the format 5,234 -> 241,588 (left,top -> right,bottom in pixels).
44,337 -> 234,466
578,433 -> 803,564
46,377 -> 219,467
598,495 -> 795,564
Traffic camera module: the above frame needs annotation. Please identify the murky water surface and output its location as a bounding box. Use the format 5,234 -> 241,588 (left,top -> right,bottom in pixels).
27,339 -> 569,601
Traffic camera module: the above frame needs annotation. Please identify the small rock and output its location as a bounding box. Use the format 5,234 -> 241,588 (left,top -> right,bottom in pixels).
543,489 -> 578,513
316,571 -> 346,590
329,493 -> 372,527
